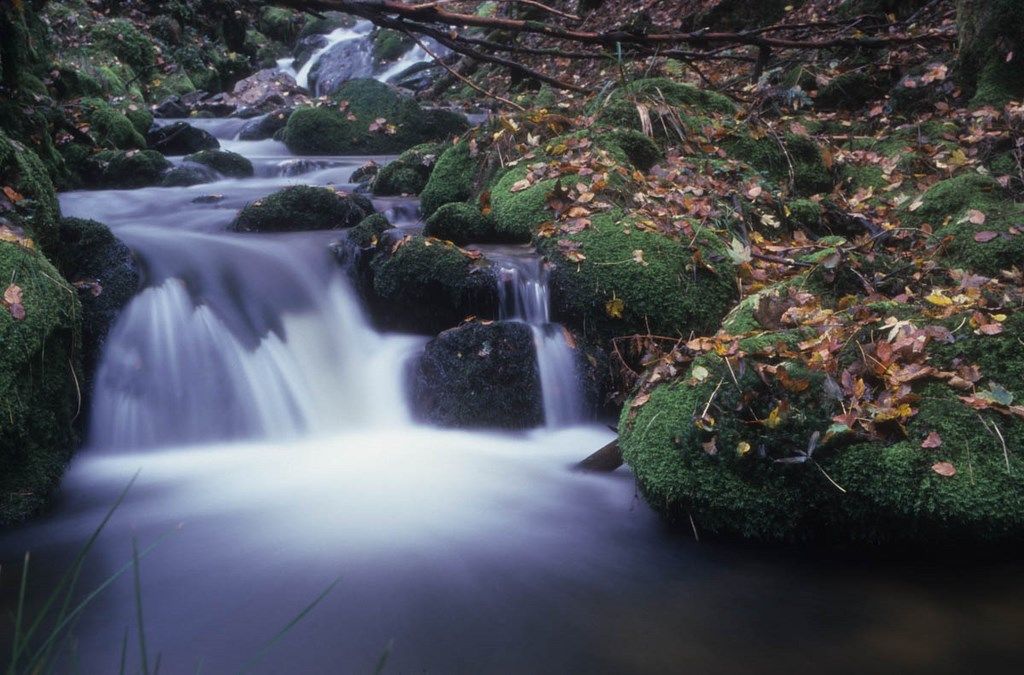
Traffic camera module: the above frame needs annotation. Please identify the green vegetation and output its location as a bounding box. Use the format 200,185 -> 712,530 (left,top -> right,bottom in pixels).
423,202 -> 502,245
419,140 -> 476,217
372,142 -> 442,196
185,150 -> 255,178
231,186 -> 374,233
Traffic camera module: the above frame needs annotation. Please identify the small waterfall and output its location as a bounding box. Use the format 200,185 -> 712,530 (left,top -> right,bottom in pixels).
492,251 -> 584,428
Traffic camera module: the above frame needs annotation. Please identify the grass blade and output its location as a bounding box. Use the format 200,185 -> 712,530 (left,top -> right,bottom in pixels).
132,537 -> 150,675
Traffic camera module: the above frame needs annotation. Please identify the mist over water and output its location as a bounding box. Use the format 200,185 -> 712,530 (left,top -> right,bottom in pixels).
2,94 -> 1024,675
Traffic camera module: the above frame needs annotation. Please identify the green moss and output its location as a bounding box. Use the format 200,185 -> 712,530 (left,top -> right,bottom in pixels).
595,77 -> 735,145
971,57 -> 1024,108
370,236 -> 496,332
840,163 -> 887,192
284,80 -> 468,155
543,209 -> 737,344
958,0 -> 1024,107
723,132 -> 834,196
0,242 -> 81,525
814,70 -> 891,110
231,186 -> 373,233
372,29 -> 413,64
80,98 -> 146,150
786,199 -> 823,229
124,107 -> 153,136
423,202 -> 503,245
259,6 -> 305,44
184,150 -> 254,178
596,129 -> 662,171
372,142 -> 441,196
348,212 -> 391,248
419,140 -> 476,217
90,19 -> 156,74
94,150 -> 171,189
0,132 -> 62,253
146,70 -> 197,102
298,12 -> 355,39
490,166 -> 558,242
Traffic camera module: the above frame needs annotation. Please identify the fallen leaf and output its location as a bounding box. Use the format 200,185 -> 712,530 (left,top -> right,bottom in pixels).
967,209 -> 986,225
605,296 -> 625,319
973,231 -> 999,243
921,431 -> 943,448
3,283 -> 22,305
736,441 -> 752,456
931,461 -> 956,477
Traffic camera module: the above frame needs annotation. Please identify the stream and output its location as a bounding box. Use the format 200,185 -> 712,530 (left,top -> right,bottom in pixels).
2,109 -> 1024,674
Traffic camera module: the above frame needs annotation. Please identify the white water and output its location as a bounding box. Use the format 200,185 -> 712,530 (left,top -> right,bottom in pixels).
492,249 -> 584,428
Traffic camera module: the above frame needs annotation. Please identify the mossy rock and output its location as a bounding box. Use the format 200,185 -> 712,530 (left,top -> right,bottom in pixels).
283,79 -> 469,155
369,236 -> 498,333
541,209 -> 737,345
184,150 -> 254,178
957,0 -> 1024,107
372,29 -> 413,65
161,164 -> 218,187
814,70 -> 892,110
231,186 -> 374,233
621,351 -> 1024,544
90,19 -> 156,74
50,217 -> 140,377
79,98 -> 146,150
489,166 -> 558,242
423,202 -> 506,245
348,212 -> 391,248
419,140 -> 476,217
297,12 -> 355,39
899,173 -> 1024,276
95,150 -> 172,189
0,242 -> 81,525
596,129 -> 662,172
722,132 -> 834,196
0,132 -> 62,253
372,142 -> 442,196
259,6 -> 306,44
595,78 -> 735,145
412,321 -> 543,429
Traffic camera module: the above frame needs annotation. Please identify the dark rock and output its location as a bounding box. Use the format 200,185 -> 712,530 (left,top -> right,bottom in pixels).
230,185 -> 374,233
184,150 -> 254,178
308,38 -> 374,96
153,95 -> 190,119
412,321 -> 543,429
238,109 -> 294,140
161,163 -> 219,187
51,217 -> 141,379
146,122 -> 220,156
292,34 -> 328,71
95,150 -> 173,189
207,69 -> 309,116
576,440 -> 623,472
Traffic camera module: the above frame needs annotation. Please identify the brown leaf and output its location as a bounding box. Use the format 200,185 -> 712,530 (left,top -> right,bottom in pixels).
931,461 -> 956,477
8,303 -> 25,320
3,283 -> 22,305
967,209 -> 986,225
921,431 -> 943,448
973,230 -> 999,243
2,186 -> 24,203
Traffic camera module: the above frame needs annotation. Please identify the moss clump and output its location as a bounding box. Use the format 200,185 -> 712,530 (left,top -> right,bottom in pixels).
124,107 -> 153,136
372,142 -> 441,196
90,19 -> 156,75
596,129 -> 662,171
51,217 -> 139,374
80,98 -> 146,150
595,77 -> 735,145
372,29 -> 413,64
814,70 -> 891,110
423,202 -> 504,245
412,321 -> 543,429
0,132 -> 62,253
786,199 -> 823,229
542,210 -> 737,344
489,167 -> 558,242
283,79 -> 469,155
259,6 -> 305,44
0,242 -> 81,525
370,237 -> 497,333
348,212 -> 391,248
94,150 -> 171,189
957,0 -> 1024,107
723,132 -> 834,196
231,186 -> 374,233
419,140 -> 476,217
184,150 -> 254,178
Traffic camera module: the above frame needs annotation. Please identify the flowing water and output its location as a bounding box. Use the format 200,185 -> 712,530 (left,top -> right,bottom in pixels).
2,116 -> 1024,675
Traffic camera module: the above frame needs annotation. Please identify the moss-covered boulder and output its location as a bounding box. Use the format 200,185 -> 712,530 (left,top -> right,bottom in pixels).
621,302 -> 1024,545
282,79 -> 468,155
79,98 -> 147,150
0,132 -> 62,253
372,142 -> 441,196
0,241 -> 81,525
722,131 -> 834,196
369,236 -> 498,333
50,218 -> 140,377
230,185 -> 374,233
595,78 -> 736,146
146,122 -> 220,156
259,6 -> 306,44
95,150 -> 172,189
899,173 -> 1024,276
238,109 -> 293,141
489,167 -> 558,243
423,202 -> 504,245
412,321 -> 543,429
161,163 -> 219,187
347,212 -> 391,248
419,140 -> 475,217
372,29 -> 414,65
183,150 -> 254,178
542,210 -> 737,345
90,18 -> 156,75
957,0 -> 1024,107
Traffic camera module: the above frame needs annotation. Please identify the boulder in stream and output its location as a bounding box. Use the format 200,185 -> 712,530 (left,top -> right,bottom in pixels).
238,109 -> 294,141
411,321 -> 543,430
184,150 -> 255,178
95,149 -> 173,189
146,121 -> 220,156
371,142 -> 441,196
230,185 -> 374,233
308,39 -> 374,97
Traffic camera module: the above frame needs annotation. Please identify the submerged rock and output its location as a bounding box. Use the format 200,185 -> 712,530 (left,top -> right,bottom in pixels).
412,321 -> 543,430
146,122 -> 220,156
238,109 -> 293,140
230,185 -> 374,233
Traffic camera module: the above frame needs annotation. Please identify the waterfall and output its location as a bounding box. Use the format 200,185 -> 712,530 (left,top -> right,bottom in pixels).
492,251 -> 584,428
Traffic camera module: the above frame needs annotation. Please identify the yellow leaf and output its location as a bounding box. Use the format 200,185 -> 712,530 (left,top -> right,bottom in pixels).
925,291 -> 953,307
605,296 -> 625,319
765,404 -> 784,429
736,441 -> 752,456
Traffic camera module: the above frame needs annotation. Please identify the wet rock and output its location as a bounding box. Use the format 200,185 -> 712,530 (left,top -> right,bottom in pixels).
152,95 -> 191,119
372,142 -> 441,196
350,160 -> 380,190
146,122 -> 220,156
51,218 -> 141,378
161,163 -> 219,187
230,185 -> 374,233
207,69 -> 309,116
95,150 -> 172,189
292,34 -> 328,71
308,39 -> 374,96
184,150 -> 254,178
411,321 -> 543,430
238,109 -> 294,141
